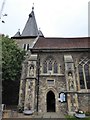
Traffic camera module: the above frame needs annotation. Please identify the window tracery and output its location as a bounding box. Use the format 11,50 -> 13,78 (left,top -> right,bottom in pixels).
43,61 -> 47,73
78,57 -> 90,89
54,61 -> 58,73
43,57 -> 58,74
48,60 -> 52,70
84,63 -> 90,89
78,64 -> 85,89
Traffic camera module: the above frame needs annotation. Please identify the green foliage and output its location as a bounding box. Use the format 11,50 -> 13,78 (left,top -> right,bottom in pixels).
2,35 -> 25,104
2,35 -> 25,81
85,111 -> 90,116
65,115 -> 90,120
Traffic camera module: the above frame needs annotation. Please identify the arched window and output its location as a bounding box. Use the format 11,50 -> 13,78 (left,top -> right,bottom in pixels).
43,61 -> 47,73
43,57 -> 58,74
84,63 -> 90,89
78,64 -> 85,89
48,60 -> 52,70
54,61 -> 58,73
78,58 -> 90,89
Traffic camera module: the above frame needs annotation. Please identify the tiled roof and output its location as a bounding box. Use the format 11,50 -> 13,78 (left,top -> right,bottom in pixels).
33,37 -> 90,50
13,30 -> 21,37
12,8 -> 44,38
38,30 -> 44,37
21,9 -> 38,37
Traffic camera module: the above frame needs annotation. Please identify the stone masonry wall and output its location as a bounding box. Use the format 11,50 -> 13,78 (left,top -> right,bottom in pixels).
78,93 -> 90,112
38,76 -> 67,113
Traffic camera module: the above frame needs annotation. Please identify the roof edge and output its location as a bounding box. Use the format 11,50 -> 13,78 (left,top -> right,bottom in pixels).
41,36 -> 90,39
31,48 -> 90,53
11,36 -> 37,39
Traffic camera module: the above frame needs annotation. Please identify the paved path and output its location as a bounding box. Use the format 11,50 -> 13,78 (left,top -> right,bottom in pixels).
3,110 -> 67,119
42,112 -> 65,118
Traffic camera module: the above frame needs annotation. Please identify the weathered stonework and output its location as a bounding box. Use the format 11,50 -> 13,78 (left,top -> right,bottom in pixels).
78,93 -> 90,112
12,7 -> 90,116
18,50 -> 90,115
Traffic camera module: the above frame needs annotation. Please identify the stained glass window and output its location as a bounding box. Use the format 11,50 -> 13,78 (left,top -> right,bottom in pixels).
85,63 -> 90,89
43,57 -> 58,74
78,64 -> 85,89
43,61 -> 47,73
48,60 -> 52,70
54,61 -> 58,73
78,58 -> 90,89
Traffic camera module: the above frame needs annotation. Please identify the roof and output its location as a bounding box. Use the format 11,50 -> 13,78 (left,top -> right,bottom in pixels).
38,30 -> 44,37
32,37 -> 90,51
21,9 -> 38,37
13,30 -> 21,37
12,7 -> 44,38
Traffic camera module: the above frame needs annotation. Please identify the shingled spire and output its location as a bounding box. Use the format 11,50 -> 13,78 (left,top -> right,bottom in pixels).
12,5 -> 44,38
13,29 -> 21,37
21,6 -> 39,37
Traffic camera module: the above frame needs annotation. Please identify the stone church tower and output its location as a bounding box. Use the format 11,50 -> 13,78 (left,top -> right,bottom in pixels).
12,7 -> 90,115
12,6 -> 43,112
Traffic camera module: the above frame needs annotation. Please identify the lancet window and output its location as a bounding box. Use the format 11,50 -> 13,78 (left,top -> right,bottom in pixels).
78,57 -> 90,89
43,57 -> 58,74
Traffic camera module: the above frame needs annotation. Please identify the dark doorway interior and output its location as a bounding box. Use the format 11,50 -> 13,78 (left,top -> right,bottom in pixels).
47,91 -> 55,112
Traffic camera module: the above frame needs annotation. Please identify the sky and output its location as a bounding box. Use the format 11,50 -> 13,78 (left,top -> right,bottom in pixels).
0,0 -> 89,37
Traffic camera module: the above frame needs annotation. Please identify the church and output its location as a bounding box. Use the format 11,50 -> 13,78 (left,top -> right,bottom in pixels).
12,7 -> 90,115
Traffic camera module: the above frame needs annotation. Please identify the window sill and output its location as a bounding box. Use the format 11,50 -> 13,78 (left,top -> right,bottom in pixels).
40,73 -> 64,76
78,89 -> 90,93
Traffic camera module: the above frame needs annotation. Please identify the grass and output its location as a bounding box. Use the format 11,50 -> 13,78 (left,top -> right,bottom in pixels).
65,115 -> 90,120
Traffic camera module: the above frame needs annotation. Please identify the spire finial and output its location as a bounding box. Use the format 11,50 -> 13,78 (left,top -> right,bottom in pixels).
18,29 -> 20,35
18,29 -> 20,32
32,3 -> 34,11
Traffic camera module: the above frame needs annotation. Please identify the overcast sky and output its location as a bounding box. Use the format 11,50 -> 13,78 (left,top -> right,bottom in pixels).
0,0 -> 89,37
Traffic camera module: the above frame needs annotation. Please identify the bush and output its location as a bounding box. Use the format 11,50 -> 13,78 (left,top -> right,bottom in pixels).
85,111 -> 90,116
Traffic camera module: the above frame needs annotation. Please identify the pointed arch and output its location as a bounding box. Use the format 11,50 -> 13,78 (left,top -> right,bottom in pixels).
78,57 -> 90,89
43,61 -> 47,73
78,64 -> 85,89
46,90 -> 56,112
43,56 -> 58,74
48,60 -> 52,70
54,61 -> 58,73
84,63 -> 90,89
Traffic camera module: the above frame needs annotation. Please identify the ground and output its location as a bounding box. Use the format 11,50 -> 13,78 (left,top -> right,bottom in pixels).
2,105 -> 90,119
2,110 -> 66,118
2,105 -> 66,119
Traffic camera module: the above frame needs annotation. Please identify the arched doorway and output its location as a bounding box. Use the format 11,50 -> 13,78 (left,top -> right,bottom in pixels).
47,91 -> 55,112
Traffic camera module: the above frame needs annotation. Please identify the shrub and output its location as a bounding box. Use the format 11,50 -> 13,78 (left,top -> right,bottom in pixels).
85,111 -> 90,116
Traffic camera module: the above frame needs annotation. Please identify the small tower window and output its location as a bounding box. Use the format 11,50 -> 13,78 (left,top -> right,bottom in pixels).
23,44 -> 30,51
27,44 -> 29,51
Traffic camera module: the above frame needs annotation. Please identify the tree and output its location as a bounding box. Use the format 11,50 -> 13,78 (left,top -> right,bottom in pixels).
2,35 -> 25,104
